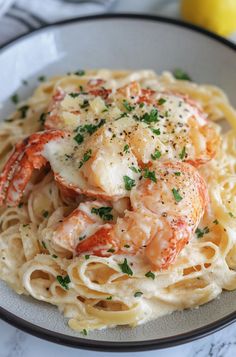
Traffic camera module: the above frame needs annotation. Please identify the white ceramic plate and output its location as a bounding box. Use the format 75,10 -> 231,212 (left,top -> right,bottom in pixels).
0,14 -> 236,351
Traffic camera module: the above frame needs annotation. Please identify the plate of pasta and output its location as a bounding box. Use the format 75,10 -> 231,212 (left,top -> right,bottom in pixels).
0,14 -> 236,351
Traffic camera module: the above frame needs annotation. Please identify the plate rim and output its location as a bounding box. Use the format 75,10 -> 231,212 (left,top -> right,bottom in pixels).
0,13 -> 236,351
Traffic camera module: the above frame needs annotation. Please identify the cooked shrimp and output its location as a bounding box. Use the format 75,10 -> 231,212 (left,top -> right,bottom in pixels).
75,162 -> 208,270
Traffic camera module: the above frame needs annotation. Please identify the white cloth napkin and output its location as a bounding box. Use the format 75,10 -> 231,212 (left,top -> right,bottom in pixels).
0,0 -> 114,46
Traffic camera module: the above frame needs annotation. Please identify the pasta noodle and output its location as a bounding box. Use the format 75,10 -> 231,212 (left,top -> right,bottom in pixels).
1,69 -> 236,333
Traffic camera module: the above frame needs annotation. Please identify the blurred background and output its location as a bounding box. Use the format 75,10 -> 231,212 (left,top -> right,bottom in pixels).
0,0 -> 236,46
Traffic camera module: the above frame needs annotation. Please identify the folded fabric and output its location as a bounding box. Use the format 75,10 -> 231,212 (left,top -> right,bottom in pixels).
0,0 -> 114,46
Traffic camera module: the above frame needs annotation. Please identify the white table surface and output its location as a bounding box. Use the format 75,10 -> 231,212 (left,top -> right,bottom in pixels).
1,1 -> 236,356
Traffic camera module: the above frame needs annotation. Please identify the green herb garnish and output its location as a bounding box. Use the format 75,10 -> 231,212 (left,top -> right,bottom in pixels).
56,275 -> 71,290
213,219 -> 219,225
79,235 -> 86,241
85,255 -> 90,260
18,105 -> 29,119
143,168 -> 157,183
179,146 -> 186,160
123,100 -> 134,112
81,329 -> 87,336
69,92 -> 80,98
174,172 -> 181,176
11,94 -> 19,104
151,149 -> 162,160
106,296 -> 112,300
173,69 -> 192,81
80,99 -> 89,109
123,175 -> 136,191
145,271 -> 155,280
38,75 -> 46,82
123,144 -> 130,153
42,210 -> 49,218
74,133 -> 84,145
78,149 -> 92,168
157,98 -> 166,105
52,254 -> 58,258
75,70 -> 85,76
150,127 -> 161,135
129,166 -> 140,173
134,291 -> 143,297
195,226 -> 210,238
118,258 -> 133,276
42,241 -> 47,249
172,188 -> 183,202
138,109 -> 159,124
91,206 -> 113,221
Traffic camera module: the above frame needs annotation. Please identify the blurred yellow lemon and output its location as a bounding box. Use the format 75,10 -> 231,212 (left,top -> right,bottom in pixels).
181,0 -> 236,36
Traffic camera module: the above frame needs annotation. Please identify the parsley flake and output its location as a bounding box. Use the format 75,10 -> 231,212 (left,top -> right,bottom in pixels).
174,172 -> 181,176
134,291 -> 143,297
52,254 -> 58,258
85,255 -> 90,260
139,109 -> 159,124
56,275 -> 71,290
173,69 -> 192,81
123,144 -> 130,153
145,271 -> 155,280
74,133 -> 84,145
151,149 -> 162,160
118,258 -> 133,276
18,105 -> 29,118
123,175 -> 136,191
79,235 -> 86,241
129,166 -> 140,173
11,94 -> 19,104
229,212 -> 235,218
150,127 -> 161,135
172,188 -> 183,202
107,248 -> 115,253
78,149 -> 92,168
38,75 -> 46,82
195,226 -> 210,238
143,168 -> 157,183
91,206 -> 113,221
179,146 -> 186,160
69,92 -> 80,98
157,98 -> 166,105
213,219 -> 219,225
75,70 -> 85,76
123,100 -> 134,112
106,296 -> 112,300
42,210 -> 49,218
42,241 -> 47,249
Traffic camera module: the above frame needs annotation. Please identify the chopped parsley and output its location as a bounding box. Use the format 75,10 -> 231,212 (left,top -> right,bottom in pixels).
81,329 -> 87,336
52,254 -> 58,259
118,258 -> 133,276
75,119 -> 106,137
172,188 -> 183,202
150,127 -> 161,135
123,144 -> 130,153
69,92 -> 80,98
91,206 -> 113,221
134,291 -> 143,297
75,70 -> 85,76
107,248 -> 115,253
80,99 -> 89,109
151,149 -> 162,160
74,132 -> 84,145
174,172 -> 181,176
56,275 -> 71,290
157,98 -> 166,105
124,244 -> 130,248
38,75 -> 46,82
229,212 -> 235,218
139,102 -> 145,108
116,112 -> 128,120
42,241 -> 47,249
18,105 -> 29,118
123,175 -> 136,191
18,202 -> 23,208
42,210 -> 49,218
213,219 -> 219,225
129,166 -> 140,174
145,271 -> 155,280
39,112 -> 47,125
85,255 -> 90,260
106,296 -> 112,300
179,146 -> 186,160
143,168 -> 157,183
79,235 -> 86,241
195,226 -> 210,238
123,100 -> 134,112
11,94 -> 19,104
173,69 -> 192,81
78,149 -> 92,168
138,109 -> 159,124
